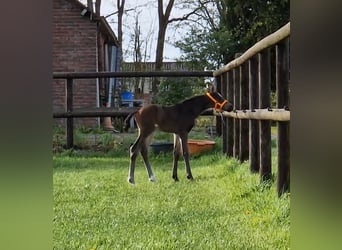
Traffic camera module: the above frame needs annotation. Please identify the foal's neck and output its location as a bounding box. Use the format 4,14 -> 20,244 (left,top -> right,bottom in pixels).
178,95 -> 210,117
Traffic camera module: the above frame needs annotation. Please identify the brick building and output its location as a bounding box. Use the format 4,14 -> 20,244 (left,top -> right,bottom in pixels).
53,0 -> 120,128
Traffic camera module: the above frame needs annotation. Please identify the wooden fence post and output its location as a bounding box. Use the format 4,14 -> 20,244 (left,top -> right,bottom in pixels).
221,73 -> 228,153
233,67 -> 240,159
249,55 -> 260,172
227,71 -> 234,157
66,78 -> 74,149
239,62 -> 249,162
259,49 -> 272,182
276,38 -> 290,196
216,76 -> 222,136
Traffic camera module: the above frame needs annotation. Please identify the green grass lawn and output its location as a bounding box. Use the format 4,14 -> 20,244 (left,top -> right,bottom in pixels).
53,147 -> 289,249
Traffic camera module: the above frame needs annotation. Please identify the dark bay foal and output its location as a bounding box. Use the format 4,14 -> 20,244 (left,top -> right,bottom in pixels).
124,91 -> 233,184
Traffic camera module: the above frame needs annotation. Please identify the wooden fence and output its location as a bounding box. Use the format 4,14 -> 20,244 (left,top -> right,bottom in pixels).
214,22 -> 290,197
52,71 -> 213,149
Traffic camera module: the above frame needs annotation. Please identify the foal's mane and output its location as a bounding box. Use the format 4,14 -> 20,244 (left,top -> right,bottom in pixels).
180,94 -> 205,104
169,94 -> 208,116
169,94 -> 206,108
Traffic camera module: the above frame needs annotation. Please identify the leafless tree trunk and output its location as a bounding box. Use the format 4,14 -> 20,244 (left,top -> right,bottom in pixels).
152,0 -> 202,94
133,16 -> 142,63
87,0 -> 94,13
117,0 -> 125,65
87,0 -> 101,16
95,0 -> 101,15
133,15 -> 142,97
152,0 -> 176,93
130,12 -> 155,98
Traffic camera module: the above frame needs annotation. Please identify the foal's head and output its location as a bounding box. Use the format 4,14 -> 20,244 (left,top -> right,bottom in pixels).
206,92 -> 233,112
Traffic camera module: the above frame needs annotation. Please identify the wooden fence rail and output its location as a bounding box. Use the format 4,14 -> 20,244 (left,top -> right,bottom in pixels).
214,109 -> 290,121
53,71 -> 213,79
53,108 -> 138,118
214,22 -> 290,197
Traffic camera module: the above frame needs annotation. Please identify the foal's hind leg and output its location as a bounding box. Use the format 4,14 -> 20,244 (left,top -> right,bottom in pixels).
179,132 -> 193,180
172,134 -> 182,181
128,135 -> 142,184
140,133 -> 156,182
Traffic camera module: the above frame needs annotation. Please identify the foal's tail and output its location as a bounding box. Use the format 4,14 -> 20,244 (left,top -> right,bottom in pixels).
124,111 -> 137,132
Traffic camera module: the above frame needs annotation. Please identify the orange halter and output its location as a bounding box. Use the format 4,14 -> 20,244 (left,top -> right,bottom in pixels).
206,92 -> 228,112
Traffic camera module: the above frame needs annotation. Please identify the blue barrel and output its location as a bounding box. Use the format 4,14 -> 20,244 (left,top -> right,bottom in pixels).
121,91 -> 134,101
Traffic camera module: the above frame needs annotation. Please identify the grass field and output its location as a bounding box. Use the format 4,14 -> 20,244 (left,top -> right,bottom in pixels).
53,134 -> 290,249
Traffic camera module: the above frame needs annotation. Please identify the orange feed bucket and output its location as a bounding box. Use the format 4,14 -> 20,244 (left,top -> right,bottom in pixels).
187,139 -> 215,156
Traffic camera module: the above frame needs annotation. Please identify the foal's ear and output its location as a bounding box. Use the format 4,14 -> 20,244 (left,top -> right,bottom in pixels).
207,83 -> 216,93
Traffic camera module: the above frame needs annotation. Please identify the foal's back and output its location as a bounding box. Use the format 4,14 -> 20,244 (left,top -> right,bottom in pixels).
136,104 -> 190,134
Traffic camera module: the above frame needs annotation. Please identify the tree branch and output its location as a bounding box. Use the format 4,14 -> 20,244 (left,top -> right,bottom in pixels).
164,0 -> 176,21
168,0 -> 217,27
105,8 -> 134,18
198,0 -> 216,29
168,6 -> 201,23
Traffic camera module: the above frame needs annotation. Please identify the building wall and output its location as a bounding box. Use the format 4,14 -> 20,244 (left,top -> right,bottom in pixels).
53,0 -> 98,128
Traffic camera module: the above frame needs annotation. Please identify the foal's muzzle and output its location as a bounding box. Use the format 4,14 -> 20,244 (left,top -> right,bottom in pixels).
222,102 -> 233,112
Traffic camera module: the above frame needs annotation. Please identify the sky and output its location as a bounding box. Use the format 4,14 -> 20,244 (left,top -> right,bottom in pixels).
81,0 -> 186,62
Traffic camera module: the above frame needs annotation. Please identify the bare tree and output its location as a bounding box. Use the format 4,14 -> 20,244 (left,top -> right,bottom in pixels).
152,0 -> 175,93
128,11 -> 155,97
87,0 -> 101,15
105,1 -> 137,65
95,0 -> 101,15
117,0 -> 125,53
87,0 -> 94,13
133,14 -> 142,96
152,0 -> 205,93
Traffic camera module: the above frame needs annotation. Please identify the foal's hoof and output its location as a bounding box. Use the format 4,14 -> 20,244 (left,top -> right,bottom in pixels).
149,176 -> 156,182
127,178 -> 135,185
172,176 -> 179,182
187,175 -> 194,181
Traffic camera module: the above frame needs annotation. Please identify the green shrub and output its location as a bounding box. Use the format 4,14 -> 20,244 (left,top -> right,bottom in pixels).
153,77 -> 203,105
